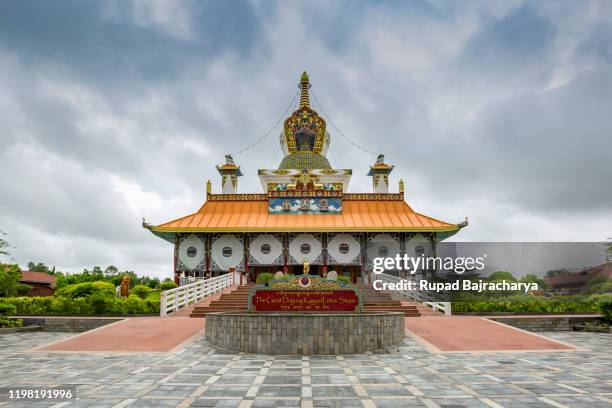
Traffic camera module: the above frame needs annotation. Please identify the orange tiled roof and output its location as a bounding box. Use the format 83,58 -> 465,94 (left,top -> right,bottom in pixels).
19,271 -> 57,284
151,195 -> 461,233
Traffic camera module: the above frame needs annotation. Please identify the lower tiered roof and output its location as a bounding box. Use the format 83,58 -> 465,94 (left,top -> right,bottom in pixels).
146,193 -> 465,242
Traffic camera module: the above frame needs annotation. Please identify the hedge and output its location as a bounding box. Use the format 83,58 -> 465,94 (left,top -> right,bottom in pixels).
452,294 -> 612,314
160,280 -> 178,291
55,281 -> 116,299
0,303 -> 17,316
0,295 -> 159,315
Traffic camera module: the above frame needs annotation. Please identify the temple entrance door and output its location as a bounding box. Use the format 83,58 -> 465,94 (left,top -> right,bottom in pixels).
287,265 -> 321,276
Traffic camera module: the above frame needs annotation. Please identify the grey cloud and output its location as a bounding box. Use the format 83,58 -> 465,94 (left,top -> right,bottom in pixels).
1,0 -> 611,278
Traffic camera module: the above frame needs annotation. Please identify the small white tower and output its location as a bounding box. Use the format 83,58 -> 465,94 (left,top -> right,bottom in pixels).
216,154 -> 242,194
367,154 -> 394,193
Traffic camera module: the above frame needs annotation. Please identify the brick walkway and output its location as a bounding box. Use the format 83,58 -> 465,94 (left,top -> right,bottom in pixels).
32,317 -> 204,353
1,331 -> 610,407
405,317 -> 577,352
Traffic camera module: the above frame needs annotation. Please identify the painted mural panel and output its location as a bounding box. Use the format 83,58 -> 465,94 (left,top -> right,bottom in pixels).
365,233 -> 400,271
177,234 -> 206,272
288,233 -> 323,265
327,233 -> 361,265
211,234 -> 244,272
268,197 -> 341,214
248,234 -> 284,265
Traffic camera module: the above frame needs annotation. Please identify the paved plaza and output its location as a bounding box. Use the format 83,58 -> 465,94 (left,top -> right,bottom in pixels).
0,331 -> 610,408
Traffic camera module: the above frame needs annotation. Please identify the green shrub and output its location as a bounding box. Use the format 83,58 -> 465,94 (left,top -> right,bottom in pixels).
451,295 -> 605,314
89,294 -> 115,314
56,281 -> 115,299
132,284 -> 152,299
0,295 -> 159,315
600,301 -> 612,323
256,273 -> 275,285
160,280 -> 178,291
16,284 -> 33,296
0,316 -> 23,328
337,276 -> 351,285
584,280 -> 612,294
487,271 -> 517,282
0,303 -> 17,316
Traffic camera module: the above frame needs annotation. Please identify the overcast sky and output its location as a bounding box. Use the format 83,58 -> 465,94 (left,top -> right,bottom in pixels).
1,0 -> 610,278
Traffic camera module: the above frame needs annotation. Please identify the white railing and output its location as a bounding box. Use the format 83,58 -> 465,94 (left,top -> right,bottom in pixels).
179,276 -> 197,287
160,274 -> 234,316
377,273 -> 452,316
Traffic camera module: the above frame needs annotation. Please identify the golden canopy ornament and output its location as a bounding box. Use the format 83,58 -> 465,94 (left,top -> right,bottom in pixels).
283,72 -> 327,154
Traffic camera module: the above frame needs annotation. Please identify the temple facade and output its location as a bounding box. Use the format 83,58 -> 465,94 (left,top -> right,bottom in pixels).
145,72 -> 466,284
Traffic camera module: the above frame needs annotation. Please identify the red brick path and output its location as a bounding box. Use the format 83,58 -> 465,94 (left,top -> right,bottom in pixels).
33,317 -> 204,353
405,316 -> 578,352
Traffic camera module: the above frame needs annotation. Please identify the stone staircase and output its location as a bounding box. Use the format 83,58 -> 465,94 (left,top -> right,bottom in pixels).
190,282 -> 422,317
353,284 -> 420,316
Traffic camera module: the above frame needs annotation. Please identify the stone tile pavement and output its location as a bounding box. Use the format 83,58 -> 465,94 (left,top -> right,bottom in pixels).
0,331 -> 610,408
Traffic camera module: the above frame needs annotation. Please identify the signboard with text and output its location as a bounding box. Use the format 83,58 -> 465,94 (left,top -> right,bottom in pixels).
250,289 -> 361,312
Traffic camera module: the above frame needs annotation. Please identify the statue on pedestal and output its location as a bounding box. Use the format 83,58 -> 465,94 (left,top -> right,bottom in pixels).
302,258 -> 310,275
120,274 -> 131,298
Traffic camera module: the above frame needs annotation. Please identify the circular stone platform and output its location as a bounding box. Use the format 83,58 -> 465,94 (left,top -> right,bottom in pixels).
204,312 -> 405,355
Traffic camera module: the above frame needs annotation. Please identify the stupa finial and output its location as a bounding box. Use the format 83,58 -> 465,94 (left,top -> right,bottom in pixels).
299,71 -> 311,108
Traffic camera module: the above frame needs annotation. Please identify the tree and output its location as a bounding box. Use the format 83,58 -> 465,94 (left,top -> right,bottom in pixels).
520,274 -> 547,289
27,262 -> 52,273
0,230 -> 11,257
546,269 -> 570,278
104,265 -> 119,276
487,271 -> 517,282
0,264 -> 24,297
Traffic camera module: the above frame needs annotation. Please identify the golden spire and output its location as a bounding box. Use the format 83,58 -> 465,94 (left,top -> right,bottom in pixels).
399,179 -> 404,194
206,179 -> 211,195
299,71 -> 311,108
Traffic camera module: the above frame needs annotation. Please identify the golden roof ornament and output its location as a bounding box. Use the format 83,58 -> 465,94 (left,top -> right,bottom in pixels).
282,72 -> 327,156
299,71 -> 311,108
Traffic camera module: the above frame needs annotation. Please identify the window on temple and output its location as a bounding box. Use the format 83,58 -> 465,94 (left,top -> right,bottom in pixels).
415,245 -> 425,257
378,246 -> 389,257
222,247 -> 233,257
300,243 -> 311,254
339,243 -> 350,254
186,247 -> 197,257
260,244 -> 271,254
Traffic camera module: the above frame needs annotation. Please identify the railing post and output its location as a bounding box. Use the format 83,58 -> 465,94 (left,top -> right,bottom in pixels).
443,302 -> 452,316
160,292 -> 167,317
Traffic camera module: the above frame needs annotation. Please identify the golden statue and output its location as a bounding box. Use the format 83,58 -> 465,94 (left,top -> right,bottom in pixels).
120,274 -> 131,298
302,258 -> 310,275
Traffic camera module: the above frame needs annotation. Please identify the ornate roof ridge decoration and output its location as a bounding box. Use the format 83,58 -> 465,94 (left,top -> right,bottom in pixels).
205,192 -> 405,201
283,72 -> 327,155
343,193 -> 404,201
268,189 -> 342,198
207,193 -> 267,201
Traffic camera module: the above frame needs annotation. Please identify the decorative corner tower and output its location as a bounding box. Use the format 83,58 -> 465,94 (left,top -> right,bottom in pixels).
368,154 -> 394,193
216,154 -> 242,194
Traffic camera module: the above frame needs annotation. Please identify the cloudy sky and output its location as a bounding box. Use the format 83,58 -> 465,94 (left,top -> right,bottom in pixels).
1,0 -> 610,278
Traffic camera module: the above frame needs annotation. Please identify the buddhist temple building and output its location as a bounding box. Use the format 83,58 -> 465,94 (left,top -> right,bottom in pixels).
144,72 -> 467,284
